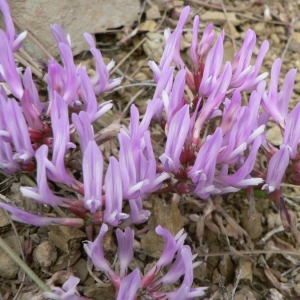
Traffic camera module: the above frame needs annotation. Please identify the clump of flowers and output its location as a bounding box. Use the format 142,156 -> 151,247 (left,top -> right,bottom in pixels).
84,225 -> 206,299
0,0 -> 300,298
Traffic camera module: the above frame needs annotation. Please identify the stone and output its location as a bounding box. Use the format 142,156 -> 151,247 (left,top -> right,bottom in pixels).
240,210 -> 263,240
0,207 -> 10,233
200,11 -> 240,26
146,5 -> 161,20
52,250 -> 81,272
141,198 -> 183,259
5,0 -> 140,59
0,235 -> 24,278
219,255 -> 234,284
48,225 -> 86,252
237,257 -> 253,283
234,287 -> 256,300
150,197 -> 184,235
266,125 -> 283,146
266,288 -> 284,300
73,258 -> 88,283
0,250 -> 19,278
33,240 -> 57,267
143,32 -> 164,62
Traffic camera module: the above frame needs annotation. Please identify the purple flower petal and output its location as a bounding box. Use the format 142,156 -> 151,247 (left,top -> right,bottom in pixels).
262,145 -> 290,193
58,43 -> 79,104
0,202 -> 83,227
0,30 -> 23,99
21,145 -> 73,207
83,141 -> 103,214
283,102 -> 300,158
51,24 -> 71,47
104,157 -> 127,226
116,227 -> 134,279
0,0 -> 27,51
160,105 -> 190,173
84,223 -> 117,280
48,92 -> 75,185
117,269 -> 141,300
72,111 -> 94,153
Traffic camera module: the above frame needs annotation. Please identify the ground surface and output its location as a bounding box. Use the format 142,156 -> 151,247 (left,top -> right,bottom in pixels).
1,0 -> 300,299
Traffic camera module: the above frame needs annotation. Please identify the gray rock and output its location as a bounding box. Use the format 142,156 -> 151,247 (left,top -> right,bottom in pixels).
0,250 -> 19,278
6,0 -> 140,59
0,235 -> 24,278
33,240 -> 57,267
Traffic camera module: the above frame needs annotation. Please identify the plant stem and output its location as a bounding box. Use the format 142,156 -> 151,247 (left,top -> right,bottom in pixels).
0,236 -> 51,292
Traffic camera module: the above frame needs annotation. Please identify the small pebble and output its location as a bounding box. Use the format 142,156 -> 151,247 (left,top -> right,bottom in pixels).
33,240 -> 57,267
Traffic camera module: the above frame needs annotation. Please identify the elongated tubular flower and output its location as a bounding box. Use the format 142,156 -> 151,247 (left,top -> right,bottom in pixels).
116,227 -> 134,279
50,23 -> 80,106
209,61 -> 232,100
0,202 -> 84,227
220,90 -> 242,135
152,67 -> 174,100
46,59 -> 65,113
188,19 -> 215,91
197,23 -> 215,63
283,102 -> 300,159
192,93 -> 225,145
165,5 -> 190,69
262,58 -> 297,127
58,42 -> 79,105
139,132 -> 170,194
128,102 -> 161,154
0,30 -> 24,99
149,247 -> 206,300
0,137 -> 20,174
148,244 -> 197,290
117,269 -> 141,300
189,15 -> 202,71
262,145 -> 290,193
84,32 -> 122,94
44,275 -> 88,300
198,34 -> 224,97
188,128 -> 223,199
118,130 -> 146,199
83,141 -> 103,214
2,97 -> 34,162
163,69 -> 186,127
21,89 -> 44,131
47,92 -> 76,185
85,224 -> 204,299
215,136 -> 263,191
141,226 -> 178,288
124,197 -> 151,225
230,29 -> 269,91
20,145 -> 74,207
78,67 -> 113,122
160,105 -> 190,173
148,68 -> 174,122
218,88 -> 264,164
103,156 -> 128,226
0,0 -> 27,52
157,6 -> 191,73
72,111 -> 94,153
149,30 -> 182,82
189,128 -> 222,183
50,24 -> 72,47
84,223 -> 118,284
23,66 -> 44,113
